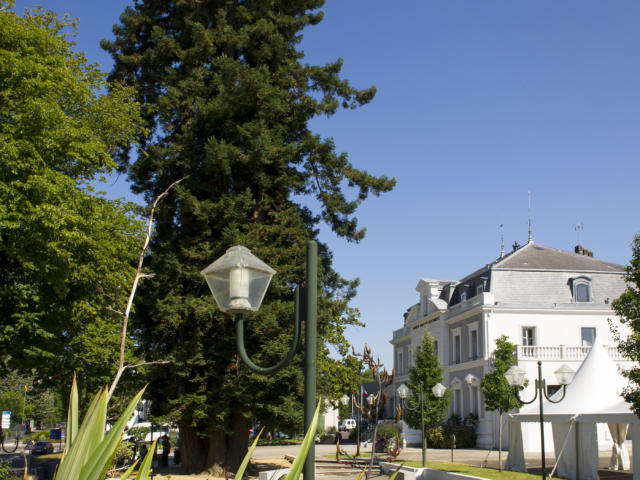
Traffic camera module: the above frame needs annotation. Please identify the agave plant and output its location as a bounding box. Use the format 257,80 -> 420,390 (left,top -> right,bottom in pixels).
54,375 -> 155,480
234,400 -> 321,480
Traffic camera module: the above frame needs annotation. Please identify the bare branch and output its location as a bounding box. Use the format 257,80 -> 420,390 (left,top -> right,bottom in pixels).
105,306 -> 124,316
108,176 -> 189,401
123,360 -> 170,371
96,283 -> 125,313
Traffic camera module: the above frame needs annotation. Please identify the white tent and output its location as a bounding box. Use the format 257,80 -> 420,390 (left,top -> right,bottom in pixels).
506,340 -> 640,479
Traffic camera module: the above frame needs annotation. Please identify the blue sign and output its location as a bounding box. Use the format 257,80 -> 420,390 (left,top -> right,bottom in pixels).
49,428 -> 62,440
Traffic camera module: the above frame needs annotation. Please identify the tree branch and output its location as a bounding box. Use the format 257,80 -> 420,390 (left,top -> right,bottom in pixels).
108,176 -> 188,401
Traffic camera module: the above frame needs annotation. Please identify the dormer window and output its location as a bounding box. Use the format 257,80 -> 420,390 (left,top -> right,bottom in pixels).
576,284 -> 589,302
460,291 -> 467,302
570,276 -> 593,303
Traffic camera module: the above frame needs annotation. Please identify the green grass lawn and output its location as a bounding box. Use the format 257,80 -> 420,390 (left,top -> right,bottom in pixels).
257,438 -> 301,446
400,461 -> 541,480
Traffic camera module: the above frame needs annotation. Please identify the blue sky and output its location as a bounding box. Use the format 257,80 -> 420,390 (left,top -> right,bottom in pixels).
13,0 -> 640,368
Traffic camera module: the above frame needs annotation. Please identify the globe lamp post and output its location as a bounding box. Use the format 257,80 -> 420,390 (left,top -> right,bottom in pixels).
424,382 -> 447,468
505,361 -> 575,480
201,241 -> 318,480
396,383 -> 409,419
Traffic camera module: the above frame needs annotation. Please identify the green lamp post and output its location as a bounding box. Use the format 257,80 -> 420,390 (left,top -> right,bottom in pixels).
201,241 -> 318,480
505,362 -> 575,480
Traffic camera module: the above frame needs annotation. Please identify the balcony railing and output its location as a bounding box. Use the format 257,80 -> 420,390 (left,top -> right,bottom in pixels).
516,345 -> 628,361
392,327 -> 411,340
446,292 -> 493,317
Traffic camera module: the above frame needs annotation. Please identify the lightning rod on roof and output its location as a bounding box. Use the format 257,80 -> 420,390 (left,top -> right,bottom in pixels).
574,222 -> 583,245
528,191 -> 533,244
499,221 -> 505,258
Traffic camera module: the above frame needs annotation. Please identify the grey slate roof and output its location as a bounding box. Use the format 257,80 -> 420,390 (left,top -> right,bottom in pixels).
493,242 -> 624,273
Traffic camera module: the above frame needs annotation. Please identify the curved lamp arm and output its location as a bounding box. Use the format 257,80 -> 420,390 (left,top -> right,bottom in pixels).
544,384 -> 567,404
235,287 -> 302,374
514,383 -> 539,405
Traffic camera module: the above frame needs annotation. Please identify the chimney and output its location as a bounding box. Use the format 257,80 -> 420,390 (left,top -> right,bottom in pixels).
574,245 -> 594,257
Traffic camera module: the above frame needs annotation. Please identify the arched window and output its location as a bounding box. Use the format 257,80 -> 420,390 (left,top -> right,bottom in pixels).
570,276 -> 593,303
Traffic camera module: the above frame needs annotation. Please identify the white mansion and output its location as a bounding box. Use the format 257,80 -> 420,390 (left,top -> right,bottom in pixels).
390,240 -> 631,448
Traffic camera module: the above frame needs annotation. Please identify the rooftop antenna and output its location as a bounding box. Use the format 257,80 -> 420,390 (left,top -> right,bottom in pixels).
574,222 -> 583,246
499,221 -> 505,258
527,191 -> 533,244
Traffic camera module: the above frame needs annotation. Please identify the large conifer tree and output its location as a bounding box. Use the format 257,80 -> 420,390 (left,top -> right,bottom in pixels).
102,0 -> 394,473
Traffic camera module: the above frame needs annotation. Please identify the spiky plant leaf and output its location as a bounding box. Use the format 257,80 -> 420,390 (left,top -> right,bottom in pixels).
234,428 -> 264,479
284,401 -> 321,480
65,374 -> 78,453
80,388 -> 145,480
134,440 -> 156,480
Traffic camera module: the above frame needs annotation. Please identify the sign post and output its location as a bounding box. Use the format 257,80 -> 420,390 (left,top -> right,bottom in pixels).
50,428 -> 62,452
1,412 -> 10,430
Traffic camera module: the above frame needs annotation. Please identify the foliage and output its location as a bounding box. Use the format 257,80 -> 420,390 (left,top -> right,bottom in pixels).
404,330 -> 449,430
481,335 -> 524,415
481,335 -> 523,470
125,427 -> 149,446
23,431 -> 50,443
0,1 -> 145,398
101,0 -> 394,473
0,460 -> 18,480
376,423 -> 402,448
464,413 -> 479,429
0,372 -> 64,428
53,375 -> 155,480
612,234 -> 640,415
108,440 -> 135,475
325,425 -> 337,435
0,390 -> 30,427
447,414 -> 461,425
426,425 -> 476,449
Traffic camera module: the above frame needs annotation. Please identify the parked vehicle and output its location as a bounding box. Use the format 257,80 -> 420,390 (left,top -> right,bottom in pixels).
33,441 -> 54,455
339,419 -> 356,431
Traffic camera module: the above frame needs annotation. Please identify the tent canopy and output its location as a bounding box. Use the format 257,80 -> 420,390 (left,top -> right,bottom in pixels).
512,340 -> 635,423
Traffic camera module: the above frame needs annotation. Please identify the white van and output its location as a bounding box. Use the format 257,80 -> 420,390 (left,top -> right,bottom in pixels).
339,419 -> 356,431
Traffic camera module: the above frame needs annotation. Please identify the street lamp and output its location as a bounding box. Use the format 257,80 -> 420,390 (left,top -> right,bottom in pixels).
424,382 -> 447,468
396,383 -> 409,418
201,241 -> 318,480
505,361 -> 575,480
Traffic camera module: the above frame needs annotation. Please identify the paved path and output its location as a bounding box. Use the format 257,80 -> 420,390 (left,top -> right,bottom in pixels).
254,442 -> 635,478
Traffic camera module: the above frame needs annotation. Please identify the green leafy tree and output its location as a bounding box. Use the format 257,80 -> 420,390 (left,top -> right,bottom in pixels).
30,389 -> 62,428
0,1 -> 145,398
404,331 -> 449,447
0,373 -> 63,429
481,335 -> 523,470
612,234 -> 640,414
102,0 -> 395,472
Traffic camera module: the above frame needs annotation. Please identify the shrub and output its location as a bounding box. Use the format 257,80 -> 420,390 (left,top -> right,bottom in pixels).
325,426 -> 337,435
376,423 -> 403,448
22,430 -> 50,444
426,425 -> 476,448
127,426 -> 150,445
0,460 -> 17,480
447,414 -> 461,425
464,413 -> 479,428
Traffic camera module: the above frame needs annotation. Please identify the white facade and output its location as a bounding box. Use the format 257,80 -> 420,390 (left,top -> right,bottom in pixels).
390,241 -> 632,449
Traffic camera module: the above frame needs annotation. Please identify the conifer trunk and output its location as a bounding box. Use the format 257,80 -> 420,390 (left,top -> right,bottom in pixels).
179,413 -> 249,474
